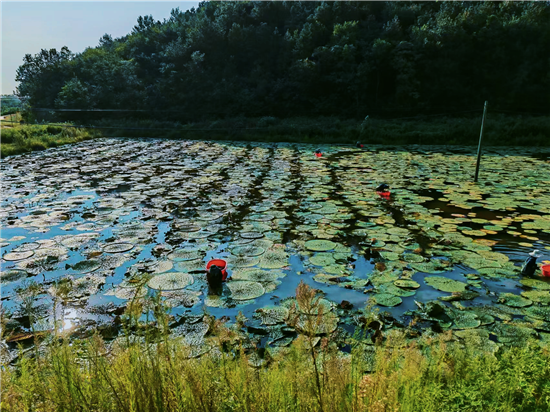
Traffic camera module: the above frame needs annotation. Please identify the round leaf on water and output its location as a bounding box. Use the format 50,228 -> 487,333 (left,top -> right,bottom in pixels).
3,251 -> 34,261
241,232 -> 264,239
379,251 -> 400,261
373,293 -> 402,307
394,279 -> 420,289
305,240 -> 337,251
255,306 -> 289,325
103,243 -> 134,253
114,286 -> 147,300
403,253 -> 424,263
230,245 -> 265,257
72,259 -> 101,274
425,276 -> 467,293
521,290 -> 550,305
227,281 -> 265,300
309,253 -> 335,267
231,269 -> 284,282
520,278 -> 550,290
499,293 -> 532,308
259,249 -> 288,269
147,272 -> 194,291
168,248 -> 203,262
0,269 -> 28,284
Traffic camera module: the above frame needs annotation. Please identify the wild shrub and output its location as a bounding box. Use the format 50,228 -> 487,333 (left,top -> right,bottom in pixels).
46,125 -> 63,135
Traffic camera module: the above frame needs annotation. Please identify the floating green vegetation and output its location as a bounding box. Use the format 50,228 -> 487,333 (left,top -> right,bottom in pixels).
304,239 -> 337,251
103,243 -> 134,253
227,281 -> 265,300
2,139 -> 550,356
147,273 -> 194,291
372,293 -> 402,307
499,292 -> 533,308
425,276 -> 468,293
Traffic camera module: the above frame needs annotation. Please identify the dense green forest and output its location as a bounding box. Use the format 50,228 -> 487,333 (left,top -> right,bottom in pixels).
0,95 -> 22,116
15,1 -> 550,123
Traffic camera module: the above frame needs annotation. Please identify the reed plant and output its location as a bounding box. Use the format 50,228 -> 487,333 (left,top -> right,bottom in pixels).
2,283 -> 550,411
0,124 -> 101,157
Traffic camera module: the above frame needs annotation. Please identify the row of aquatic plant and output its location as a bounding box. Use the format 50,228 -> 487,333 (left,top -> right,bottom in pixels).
0,124 -> 101,157
2,282 -> 550,412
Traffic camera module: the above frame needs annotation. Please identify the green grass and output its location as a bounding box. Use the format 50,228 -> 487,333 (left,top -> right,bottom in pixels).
2,283 -> 550,412
0,124 -> 102,157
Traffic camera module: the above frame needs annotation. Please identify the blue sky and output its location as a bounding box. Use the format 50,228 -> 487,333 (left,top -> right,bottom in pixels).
1,1 -> 199,95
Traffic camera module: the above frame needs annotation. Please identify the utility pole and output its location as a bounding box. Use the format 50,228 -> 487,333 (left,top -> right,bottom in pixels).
474,101 -> 488,183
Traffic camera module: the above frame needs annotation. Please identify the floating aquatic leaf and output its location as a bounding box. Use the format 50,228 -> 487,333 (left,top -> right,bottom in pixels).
255,306 -> 289,325
3,251 -> 34,261
425,276 -> 467,293
521,290 -> 550,305
259,248 -> 288,269
309,252 -> 335,266
373,293 -> 402,307
230,245 -> 265,257
226,255 -> 261,267
227,281 -> 265,300
520,278 -> 550,290
499,292 -> 532,308
103,243 -> 134,253
147,272 -> 194,291
241,232 -> 264,239
0,269 -> 28,284
379,251 -> 400,261
11,242 -> 41,252
114,286 -> 147,300
168,248 -> 203,262
403,253 -> 424,263
440,290 -> 480,302
162,290 -> 201,308
72,259 -> 101,274
522,306 -> 550,321
231,269 -> 284,282
394,279 -> 420,289
305,239 -> 337,251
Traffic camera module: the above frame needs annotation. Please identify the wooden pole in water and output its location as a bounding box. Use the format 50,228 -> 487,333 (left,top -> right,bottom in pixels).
474,101 -> 488,183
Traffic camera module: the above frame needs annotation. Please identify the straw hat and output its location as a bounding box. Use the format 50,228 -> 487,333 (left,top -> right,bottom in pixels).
529,250 -> 541,257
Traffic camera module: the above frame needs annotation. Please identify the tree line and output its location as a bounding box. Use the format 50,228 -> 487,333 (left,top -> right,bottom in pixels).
15,1 -> 550,123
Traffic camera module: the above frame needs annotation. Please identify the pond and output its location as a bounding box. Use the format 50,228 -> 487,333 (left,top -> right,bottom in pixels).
2,138 -> 550,359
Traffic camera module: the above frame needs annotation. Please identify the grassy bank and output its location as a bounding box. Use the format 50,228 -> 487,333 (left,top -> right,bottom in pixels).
0,125 -> 102,157
88,114 -> 550,146
2,283 -> 550,412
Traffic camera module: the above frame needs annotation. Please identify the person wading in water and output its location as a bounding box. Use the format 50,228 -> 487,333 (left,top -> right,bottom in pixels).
521,250 -> 541,277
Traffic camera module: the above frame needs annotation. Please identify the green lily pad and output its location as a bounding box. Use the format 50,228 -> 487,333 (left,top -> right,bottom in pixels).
0,269 -> 28,284
305,240 -> 337,251
499,292 -> 532,308
72,259 -> 101,274
255,306 -> 289,325
102,243 -> 134,253
147,272 -> 194,291
373,293 -> 402,307
227,281 -> 265,300
521,290 -> 550,305
425,276 -> 467,293
403,253 -> 424,263
230,245 -> 265,257
520,278 -> 550,290
231,269 -> 284,282
309,252 -> 335,266
394,279 -> 420,289
3,251 -> 34,261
